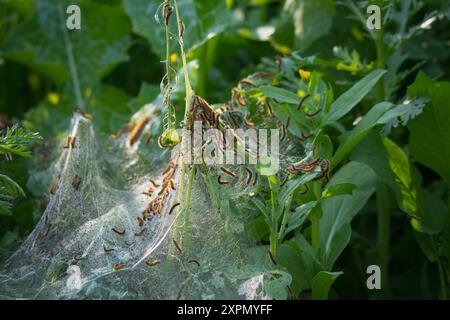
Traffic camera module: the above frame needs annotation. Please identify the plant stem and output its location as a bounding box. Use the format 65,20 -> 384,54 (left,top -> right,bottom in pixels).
164,11 -> 172,123
431,235 -> 448,299
375,27 -> 386,100
173,0 -> 193,120
376,183 -> 390,294
59,5 -> 83,110
268,176 -> 278,257
374,23 -> 391,294
172,0 -> 193,209
182,165 -> 196,245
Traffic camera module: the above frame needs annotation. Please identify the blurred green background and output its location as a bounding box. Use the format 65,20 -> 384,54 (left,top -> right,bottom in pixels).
1,0 -> 450,299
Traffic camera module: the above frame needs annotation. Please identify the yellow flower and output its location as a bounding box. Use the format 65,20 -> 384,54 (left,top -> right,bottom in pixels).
84,87 -> 92,99
299,69 -> 311,80
297,90 -> 307,98
170,53 -> 178,64
47,92 -> 60,105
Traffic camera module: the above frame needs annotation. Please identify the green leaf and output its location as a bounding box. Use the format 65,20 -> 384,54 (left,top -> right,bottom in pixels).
124,0 -> 232,58
321,183 -> 357,200
332,102 -> 393,167
0,125 -> 42,158
271,0 -> 335,53
324,69 -> 387,125
314,132 -> 333,160
260,86 -> 300,105
319,162 -> 379,269
0,174 -> 26,216
286,201 -> 317,233
277,243 -> 308,296
251,198 -> 270,221
312,271 -> 342,300
264,270 -> 292,300
407,72 -> 450,185
351,133 -> 420,216
351,132 -> 446,234
4,0 -> 131,104
279,173 -> 318,207
24,85 -> 131,135
127,83 -> 160,111
411,190 -> 447,234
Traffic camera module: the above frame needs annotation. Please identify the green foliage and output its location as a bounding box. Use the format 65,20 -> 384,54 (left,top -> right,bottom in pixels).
408,72 -> 450,185
0,125 -> 41,216
124,0 -> 232,58
312,271 -> 342,300
0,0 -> 449,300
323,69 -> 386,125
0,125 -> 42,158
0,174 -> 26,216
271,0 -> 335,53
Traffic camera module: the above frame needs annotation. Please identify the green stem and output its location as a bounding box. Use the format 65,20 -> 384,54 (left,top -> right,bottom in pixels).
376,184 -> 390,294
374,21 -> 391,294
173,0 -> 193,120
431,235 -> 448,299
164,12 -> 172,120
268,176 -> 278,257
171,0 -> 194,244
172,0 -> 193,211
270,228 -> 278,258
59,5 -> 83,110
182,165 -> 196,245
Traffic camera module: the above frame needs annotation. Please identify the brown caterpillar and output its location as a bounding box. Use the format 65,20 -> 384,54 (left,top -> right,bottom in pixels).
72,175 -> 81,190
49,174 -> 61,195
285,117 -> 291,130
146,259 -> 161,267
149,179 -> 160,188
220,167 -> 237,178
134,228 -> 146,237
74,254 -> 85,261
188,259 -> 201,267
128,116 -> 150,146
245,167 -> 253,185
217,176 -> 230,185
162,1 -> 173,26
266,100 -> 274,116
112,263 -> 123,271
173,239 -> 183,253
74,108 -> 92,121
169,203 -> 180,215
305,108 -> 322,117
179,21 -> 185,37
63,136 -> 76,149
112,227 -> 126,236
103,245 -> 114,253
239,79 -> 256,88
297,94 -> 310,110
137,216 -> 145,227
253,172 -> 258,186
298,184 -> 309,195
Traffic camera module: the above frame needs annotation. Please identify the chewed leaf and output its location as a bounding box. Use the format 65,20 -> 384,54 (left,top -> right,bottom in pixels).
380,97 -> 428,135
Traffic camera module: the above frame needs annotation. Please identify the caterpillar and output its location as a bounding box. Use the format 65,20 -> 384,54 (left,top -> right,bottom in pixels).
112,227 -> 126,236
